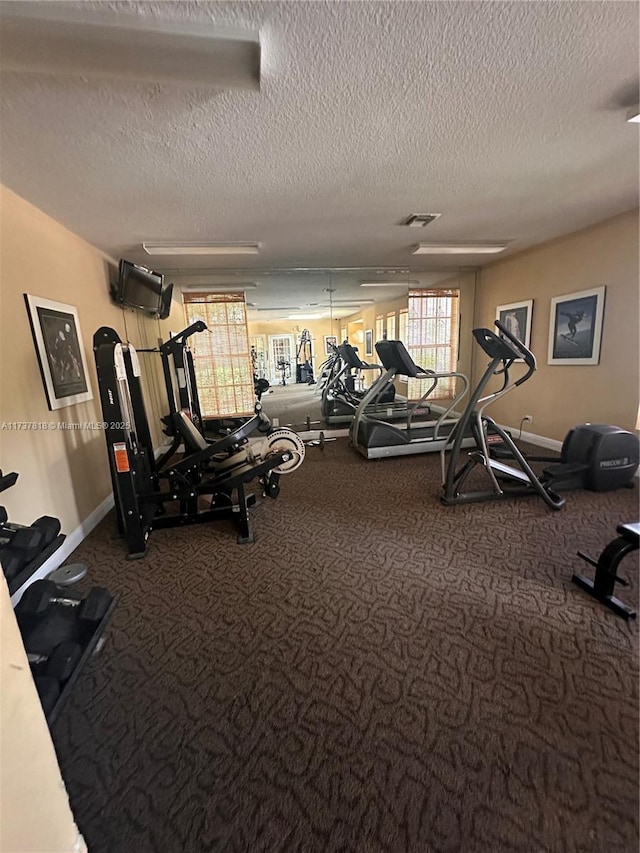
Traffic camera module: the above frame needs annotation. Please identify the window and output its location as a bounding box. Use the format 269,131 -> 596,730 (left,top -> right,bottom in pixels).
375,315 -> 384,344
407,289 -> 460,398
183,293 -> 254,417
399,309 -> 408,345
340,326 -> 347,342
250,335 -> 268,380
386,312 -> 396,341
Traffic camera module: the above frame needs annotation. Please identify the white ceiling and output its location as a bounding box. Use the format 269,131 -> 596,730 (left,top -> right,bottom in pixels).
0,0 -> 638,318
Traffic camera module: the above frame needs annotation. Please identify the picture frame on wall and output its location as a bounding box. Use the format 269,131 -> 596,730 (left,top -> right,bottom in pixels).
495,299 -> 533,352
324,335 -> 337,355
24,294 -> 93,410
365,329 -> 373,357
548,286 -> 606,366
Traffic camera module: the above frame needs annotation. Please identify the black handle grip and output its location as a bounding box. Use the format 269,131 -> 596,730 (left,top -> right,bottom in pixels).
494,319 -> 536,384
160,322 -> 208,351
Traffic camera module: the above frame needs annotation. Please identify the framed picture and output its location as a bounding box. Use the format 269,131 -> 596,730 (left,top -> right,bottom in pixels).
496,299 -> 533,353
548,286 -> 606,365
24,294 -> 93,410
365,329 -> 373,357
324,335 -> 337,355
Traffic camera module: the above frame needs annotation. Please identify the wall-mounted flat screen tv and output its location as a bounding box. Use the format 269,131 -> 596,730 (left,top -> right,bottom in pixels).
112,259 -> 172,317
158,282 -> 174,320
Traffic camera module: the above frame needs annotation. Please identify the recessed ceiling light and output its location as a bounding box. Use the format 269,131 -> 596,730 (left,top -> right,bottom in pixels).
143,242 -> 260,256
412,244 -> 508,255
627,107 -> 640,123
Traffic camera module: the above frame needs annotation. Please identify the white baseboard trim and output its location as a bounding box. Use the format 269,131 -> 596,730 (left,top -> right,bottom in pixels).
10,492 -> 115,605
501,426 -> 563,453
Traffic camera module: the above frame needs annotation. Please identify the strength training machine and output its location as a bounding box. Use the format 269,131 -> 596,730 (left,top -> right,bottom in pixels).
94,327 -> 304,558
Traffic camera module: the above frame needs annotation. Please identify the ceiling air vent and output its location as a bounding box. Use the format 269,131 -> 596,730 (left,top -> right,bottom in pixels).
402,213 -> 441,227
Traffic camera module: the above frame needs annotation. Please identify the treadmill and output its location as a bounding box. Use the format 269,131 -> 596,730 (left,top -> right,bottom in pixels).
350,340 -> 474,459
321,342 -> 409,425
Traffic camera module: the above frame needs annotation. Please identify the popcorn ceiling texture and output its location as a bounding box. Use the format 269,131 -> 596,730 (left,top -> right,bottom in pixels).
0,0 -> 637,274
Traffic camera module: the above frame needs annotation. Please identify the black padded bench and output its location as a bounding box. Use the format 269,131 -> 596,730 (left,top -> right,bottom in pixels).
572,522 -> 639,620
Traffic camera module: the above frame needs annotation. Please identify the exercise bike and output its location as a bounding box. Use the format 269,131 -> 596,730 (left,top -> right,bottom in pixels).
441,320 -> 639,510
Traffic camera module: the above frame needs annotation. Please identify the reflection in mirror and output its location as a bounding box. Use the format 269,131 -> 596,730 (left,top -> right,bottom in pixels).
163,265 -> 476,433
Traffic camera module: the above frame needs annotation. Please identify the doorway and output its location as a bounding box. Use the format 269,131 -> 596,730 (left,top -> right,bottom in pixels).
268,334 -> 295,385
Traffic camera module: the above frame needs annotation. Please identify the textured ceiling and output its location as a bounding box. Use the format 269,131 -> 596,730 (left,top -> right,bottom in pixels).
0,0 -> 638,313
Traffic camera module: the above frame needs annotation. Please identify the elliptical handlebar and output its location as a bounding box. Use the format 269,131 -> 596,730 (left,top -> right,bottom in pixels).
494,319 -> 536,385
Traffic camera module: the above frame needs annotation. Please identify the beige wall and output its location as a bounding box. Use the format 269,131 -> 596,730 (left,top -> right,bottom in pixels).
0,184 -> 186,852
248,318 -> 336,377
475,209 -> 639,440
0,185 -> 183,532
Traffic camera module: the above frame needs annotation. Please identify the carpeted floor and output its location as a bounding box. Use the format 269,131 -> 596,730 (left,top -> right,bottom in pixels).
51,439 -> 638,853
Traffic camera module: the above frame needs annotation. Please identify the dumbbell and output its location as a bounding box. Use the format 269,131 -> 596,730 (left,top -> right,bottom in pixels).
16,580 -> 111,631
0,470 -> 18,494
0,515 -> 60,549
27,641 -> 82,682
0,528 -> 45,581
0,516 -> 61,581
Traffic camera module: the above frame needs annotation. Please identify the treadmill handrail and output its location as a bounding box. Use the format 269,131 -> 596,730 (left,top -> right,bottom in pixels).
351,362 -> 469,451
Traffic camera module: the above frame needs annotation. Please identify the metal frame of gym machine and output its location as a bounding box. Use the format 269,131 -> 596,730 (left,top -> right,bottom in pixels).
133,321 -> 207,469
94,326 -> 301,558
321,341 -> 410,426
441,320 -> 565,511
350,339 -> 473,459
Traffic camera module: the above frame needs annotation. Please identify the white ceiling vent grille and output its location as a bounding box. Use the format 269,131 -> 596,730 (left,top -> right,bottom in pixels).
402,214 -> 442,227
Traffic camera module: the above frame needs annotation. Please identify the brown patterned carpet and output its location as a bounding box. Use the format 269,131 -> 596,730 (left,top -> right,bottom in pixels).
51,438 -> 639,853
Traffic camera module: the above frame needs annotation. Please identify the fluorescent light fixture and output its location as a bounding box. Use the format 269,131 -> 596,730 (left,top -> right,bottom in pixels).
413,244 -> 507,255
183,283 -> 258,292
322,299 -> 376,305
360,282 -> 416,287
143,242 -> 260,256
627,107 -> 640,123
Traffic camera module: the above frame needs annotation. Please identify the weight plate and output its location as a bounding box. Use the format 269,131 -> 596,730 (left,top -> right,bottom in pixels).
260,429 -> 305,474
47,562 -> 89,587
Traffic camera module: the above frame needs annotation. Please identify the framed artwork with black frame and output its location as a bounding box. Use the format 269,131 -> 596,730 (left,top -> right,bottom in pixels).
495,299 -> 533,353
24,294 -> 93,410
365,329 -> 373,357
548,286 -> 606,366
324,335 -> 337,355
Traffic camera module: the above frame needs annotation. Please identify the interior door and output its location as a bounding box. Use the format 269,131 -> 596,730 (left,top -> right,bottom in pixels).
268,334 -> 295,384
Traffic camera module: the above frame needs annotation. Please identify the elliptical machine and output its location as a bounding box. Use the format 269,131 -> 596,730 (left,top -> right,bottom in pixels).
441,320 -> 639,511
